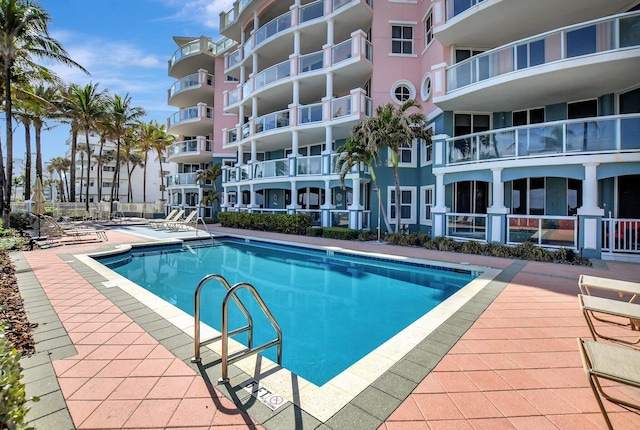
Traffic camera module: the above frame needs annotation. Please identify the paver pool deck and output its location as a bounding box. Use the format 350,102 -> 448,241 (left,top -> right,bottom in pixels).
14,225 -> 640,429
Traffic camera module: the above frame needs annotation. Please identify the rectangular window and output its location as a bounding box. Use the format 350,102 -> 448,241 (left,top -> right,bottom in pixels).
420,186 -> 434,225
103,166 -> 115,172
568,99 -> 598,119
388,186 -> 416,223
512,107 -> 545,126
424,10 -> 433,48
102,182 -> 112,188
392,25 -> 413,54
512,177 -> 545,215
420,137 -> 432,165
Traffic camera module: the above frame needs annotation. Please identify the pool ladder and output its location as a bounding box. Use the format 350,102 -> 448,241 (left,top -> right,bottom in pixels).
191,274 -> 282,383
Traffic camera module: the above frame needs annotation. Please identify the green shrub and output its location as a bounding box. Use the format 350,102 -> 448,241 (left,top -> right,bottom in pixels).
1,322 -> 37,430
483,242 -> 513,258
432,236 -> 460,252
460,240 -> 484,255
322,227 -> 358,240
9,213 -> 31,232
218,212 -> 312,235
0,237 -> 25,251
385,232 -> 431,247
306,227 -> 324,237
385,233 -> 404,245
512,241 -> 552,262
358,231 -> 376,241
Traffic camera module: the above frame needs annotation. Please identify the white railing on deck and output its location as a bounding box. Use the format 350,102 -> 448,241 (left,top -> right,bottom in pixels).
602,218 -> 640,253
507,215 -> 577,249
446,213 -> 487,241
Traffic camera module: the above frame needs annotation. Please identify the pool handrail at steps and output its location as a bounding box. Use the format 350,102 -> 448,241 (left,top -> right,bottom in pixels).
191,274 -> 283,382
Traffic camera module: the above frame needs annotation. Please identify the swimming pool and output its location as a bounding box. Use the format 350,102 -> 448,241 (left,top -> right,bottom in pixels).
96,238 -> 477,386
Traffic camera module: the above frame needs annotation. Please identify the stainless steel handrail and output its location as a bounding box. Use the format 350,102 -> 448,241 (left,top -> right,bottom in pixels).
220,282 -> 282,381
192,274 -> 253,362
191,274 -> 283,384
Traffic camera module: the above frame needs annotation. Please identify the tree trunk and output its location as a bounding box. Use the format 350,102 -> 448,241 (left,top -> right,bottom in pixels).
24,122 -> 32,200
110,139 -> 121,214
369,166 -> 393,234
35,122 -> 43,183
3,64 -> 14,227
85,132 -> 91,210
70,130 -> 77,202
393,161 -> 401,233
96,139 -> 105,201
158,155 -> 165,202
143,152 -> 148,204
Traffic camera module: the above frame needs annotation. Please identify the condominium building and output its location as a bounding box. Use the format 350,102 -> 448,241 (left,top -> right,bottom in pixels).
167,0 -> 640,260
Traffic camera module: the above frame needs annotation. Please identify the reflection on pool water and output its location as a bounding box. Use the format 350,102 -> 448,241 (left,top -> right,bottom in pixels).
96,238 -> 477,386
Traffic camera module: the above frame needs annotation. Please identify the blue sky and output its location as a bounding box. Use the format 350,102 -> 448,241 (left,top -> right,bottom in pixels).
13,0 -> 232,162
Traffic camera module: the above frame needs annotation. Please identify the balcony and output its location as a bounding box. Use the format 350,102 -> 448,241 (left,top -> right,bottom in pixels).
440,113 -> 640,166
168,71 -> 214,107
220,0 -> 372,43
167,104 -> 214,136
168,37 -> 217,78
434,11 -> 640,112
224,32 -> 372,114
222,0 -> 373,76
434,0 -> 634,48
166,172 -> 198,187
166,137 -> 213,163
223,90 -> 373,150
222,153 -> 368,185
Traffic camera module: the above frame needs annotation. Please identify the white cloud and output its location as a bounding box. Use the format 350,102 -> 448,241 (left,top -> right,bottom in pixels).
153,0 -> 234,31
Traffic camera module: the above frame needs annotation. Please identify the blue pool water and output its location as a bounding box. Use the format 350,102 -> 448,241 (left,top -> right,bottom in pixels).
96,238 -> 476,386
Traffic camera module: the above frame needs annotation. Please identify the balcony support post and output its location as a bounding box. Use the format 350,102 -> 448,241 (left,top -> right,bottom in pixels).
578,163 -> 604,258
487,168 -> 508,243
432,173 -> 449,238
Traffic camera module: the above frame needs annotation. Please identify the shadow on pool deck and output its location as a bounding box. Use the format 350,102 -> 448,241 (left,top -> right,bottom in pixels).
15,225 -> 640,430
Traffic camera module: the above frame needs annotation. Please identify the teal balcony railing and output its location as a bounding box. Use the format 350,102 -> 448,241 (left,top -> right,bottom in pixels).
446,11 -> 640,92
445,114 -> 640,165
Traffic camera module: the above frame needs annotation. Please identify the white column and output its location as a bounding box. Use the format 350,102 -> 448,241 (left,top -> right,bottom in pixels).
293,31 -> 300,56
251,141 -> 257,162
237,144 -> 243,164
292,80 -> 300,105
578,163 -> 602,214
291,130 -> 299,156
434,173 -> 446,210
490,168 -> 505,209
325,125 -> 333,152
326,71 -> 334,99
327,19 -> 334,46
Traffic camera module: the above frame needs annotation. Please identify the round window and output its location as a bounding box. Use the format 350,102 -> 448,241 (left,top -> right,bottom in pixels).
421,73 -> 432,101
391,80 -> 416,104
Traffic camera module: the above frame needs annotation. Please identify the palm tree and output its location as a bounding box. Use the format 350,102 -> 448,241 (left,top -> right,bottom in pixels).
349,100 -> 431,232
336,136 -> 393,233
31,84 -> 61,181
120,131 -> 144,202
76,143 -> 88,201
196,163 -> 223,215
66,82 -> 108,209
93,120 -> 114,202
134,119 -> 173,203
0,0 -> 87,226
47,156 -> 70,202
149,123 -> 174,202
104,93 -> 145,212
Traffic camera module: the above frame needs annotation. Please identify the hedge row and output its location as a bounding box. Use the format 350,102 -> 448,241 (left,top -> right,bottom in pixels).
385,233 -> 589,265
305,227 -> 359,240
218,212 -> 312,235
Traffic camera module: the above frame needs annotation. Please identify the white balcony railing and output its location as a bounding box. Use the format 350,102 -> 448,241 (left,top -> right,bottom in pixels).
507,215 -> 577,249
168,139 -> 212,156
254,60 -> 290,91
255,11 -> 292,47
297,155 -> 322,175
252,159 -> 290,179
300,0 -> 324,22
602,218 -> 640,254
446,213 -> 487,242
254,109 -> 290,135
168,106 -> 214,128
166,173 -> 198,187
168,73 -> 214,99
445,114 -> 640,165
446,11 -> 640,92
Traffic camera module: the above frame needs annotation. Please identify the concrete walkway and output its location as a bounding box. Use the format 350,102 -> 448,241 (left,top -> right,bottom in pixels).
15,226 -> 640,429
